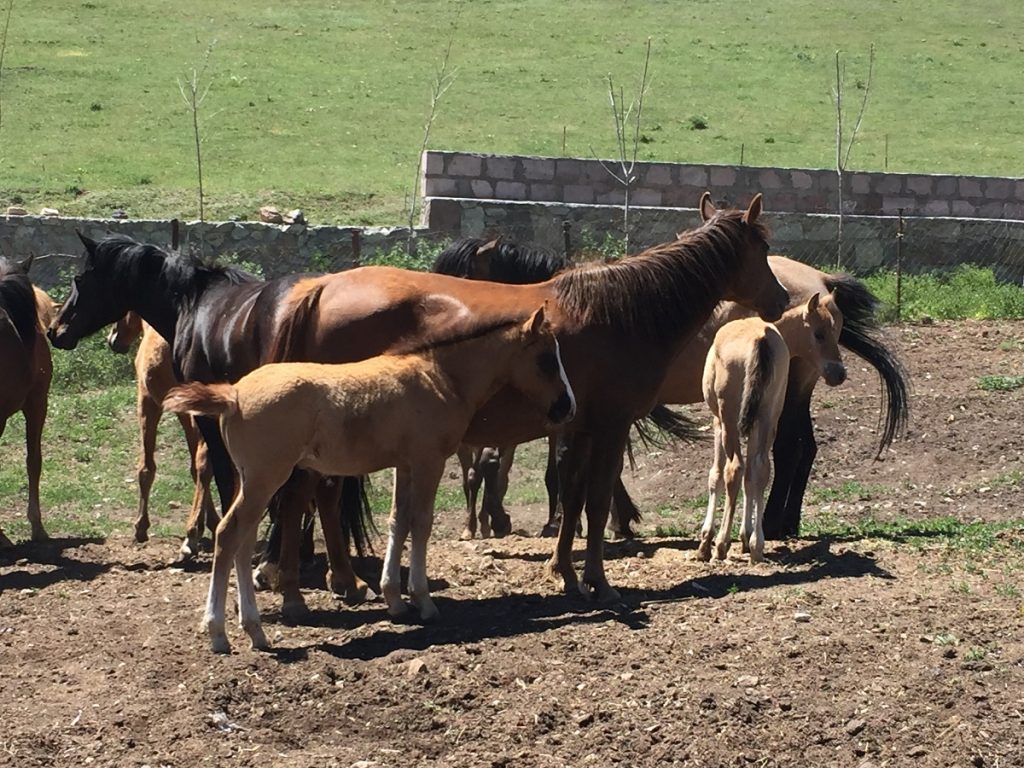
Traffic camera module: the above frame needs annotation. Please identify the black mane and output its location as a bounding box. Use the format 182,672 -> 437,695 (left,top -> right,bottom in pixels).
0,259 -> 39,350
432,237 -> 570,283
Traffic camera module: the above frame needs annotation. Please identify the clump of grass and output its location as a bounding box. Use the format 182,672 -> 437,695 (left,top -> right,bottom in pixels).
864,265 -> 1024,321
977,375 -> 1024,392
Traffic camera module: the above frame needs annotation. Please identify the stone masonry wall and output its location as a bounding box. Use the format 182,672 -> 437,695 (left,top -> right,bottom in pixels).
423,151 -> 1024,219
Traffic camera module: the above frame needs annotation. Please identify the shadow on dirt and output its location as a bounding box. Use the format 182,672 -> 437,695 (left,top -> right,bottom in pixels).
0,536 -> 111,591
291,538 -> 888,662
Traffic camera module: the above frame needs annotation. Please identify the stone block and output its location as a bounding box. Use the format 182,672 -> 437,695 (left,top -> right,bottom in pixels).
959,178 -> 983,198
874,175 -> 902,194
529,183 -> 559,201
922,199 -> 950,216
1003,202 -> 1024,220
978,201 -> 1004,218
984,178 -> 1012,200
448,154 -> 482,177
882,196 -> 916,214
495,181 -> 528,200
596,189 -> 626,206
950,200 -> 976,217
564,185 -> 594,204
757,169 -> 784,189
486,156 -> 518,180
555,159 -> 584,182
423,198 -> 462,232
935,176 -> 958,197
709,166 -> 737,187
679,166 -> 709,187
424,151 -> 445,176
645,164 -> 672,186
424,178 -> 458,196
631,188 -> 663,207
1015,181 -> 1024,201
522,157 -> 555,181
470,179 -> 494,198
791,171 -> 814,191
906,176 -> 933,196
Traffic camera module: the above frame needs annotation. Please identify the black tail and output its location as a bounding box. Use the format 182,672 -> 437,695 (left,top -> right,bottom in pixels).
339,476 -> 376,557
268,282 -> 325,362
826,273 -> 911,457
739,336 -> 774,437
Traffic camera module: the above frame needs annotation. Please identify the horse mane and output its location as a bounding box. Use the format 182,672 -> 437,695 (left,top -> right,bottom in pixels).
825,272 -> 911,455
0,259 -> 39,350
432,237 -> 571,283
553,211 -> 768,344
389,317 -> 521,357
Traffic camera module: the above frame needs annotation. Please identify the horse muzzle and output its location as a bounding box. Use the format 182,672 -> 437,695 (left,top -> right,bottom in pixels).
547,391 -> 576,426
47,323 -> 80,350
823,362 -> 847,387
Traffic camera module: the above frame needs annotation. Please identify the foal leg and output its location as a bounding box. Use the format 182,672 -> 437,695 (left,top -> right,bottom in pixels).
381,469 -> 414,617
315,477 -> 371,604
23,385 -> 49,542
276,470 -> 320,619
234,507 -> 269,650
457,445 -> 482,540
698,417 -> 726,562
406,460 -> 446,622
479,445 -> 515,538
714,428 -> 744,561
133,390 -> 162,544
580,431 -> 629,603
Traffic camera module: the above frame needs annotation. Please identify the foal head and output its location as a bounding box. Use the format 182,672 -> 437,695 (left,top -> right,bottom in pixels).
698,193 -> 789,322
508,305 -> 576,427
785,292 -> 847,386
107,311 -> 144,354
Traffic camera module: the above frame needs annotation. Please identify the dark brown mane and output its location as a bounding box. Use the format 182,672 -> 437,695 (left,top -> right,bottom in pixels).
553,210 -> 768,344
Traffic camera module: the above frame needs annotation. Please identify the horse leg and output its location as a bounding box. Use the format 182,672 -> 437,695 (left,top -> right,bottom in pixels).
204,480 -> 276,654
744,422 -> 774,564
23,388 -> 48,542
540,434 -> 565,537
233,503 -> 269,651
480,445 -> 515,538
545,432 -> 591,595
406,460 -> 446,622
698,417 -> 726,562
193,427 -> 218,537
764,379 -> 815,539
315,477 -> 372,604
194,415 -> 236,518
714,433 -> 743,561
457,445 -> 482,540
381,469 -> 414,617
609,478 -> 640,540
276,470 -> 319,619
178,412 -> 206,557
580,430 -> 629,602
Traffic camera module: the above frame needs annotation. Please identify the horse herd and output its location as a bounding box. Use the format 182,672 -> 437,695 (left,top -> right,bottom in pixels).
0,192 -> 910,653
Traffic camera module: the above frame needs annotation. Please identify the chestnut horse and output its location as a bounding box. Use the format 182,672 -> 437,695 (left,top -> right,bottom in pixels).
106,312 -> 216,555
0,256 -> 54,546
263,192 -> 787,601
165,306 -> 575,652
699,292 -> 846,564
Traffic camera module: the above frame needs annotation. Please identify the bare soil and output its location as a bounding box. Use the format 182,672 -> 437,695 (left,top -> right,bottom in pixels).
2,320 -> 1024,768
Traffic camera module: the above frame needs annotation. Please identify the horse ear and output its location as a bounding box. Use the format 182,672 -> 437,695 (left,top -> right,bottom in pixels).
805,292 -> 820,317
472,240 -> 497,279
699,192 -> 716,222
743,193 -> 763,225
15,253 -> 34,275
77,231 -> 98,258
524,305 -> 548,337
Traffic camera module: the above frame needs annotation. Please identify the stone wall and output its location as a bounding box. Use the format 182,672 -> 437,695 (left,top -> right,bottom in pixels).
423,151 -> 1024,219
424,198 -> 1024,280
0,215 -> 412,289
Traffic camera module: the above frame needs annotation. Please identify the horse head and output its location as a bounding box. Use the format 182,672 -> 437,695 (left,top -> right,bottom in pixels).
786,291 -> 847,387
107,311 -> 145,354
511,304 -> 576,428
699,192 -> 789,322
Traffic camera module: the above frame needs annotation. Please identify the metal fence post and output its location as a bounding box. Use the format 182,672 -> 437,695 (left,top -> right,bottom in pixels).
562,220 -> 572,260
896,209 -> 904,322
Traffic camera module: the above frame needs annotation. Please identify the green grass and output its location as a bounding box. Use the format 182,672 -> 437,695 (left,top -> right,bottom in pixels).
801,513 -> 1024,556
977,375 -> 1024,392
864,265 -> 1024,321
3,1 -> 1024,224
805,480 -> 884,504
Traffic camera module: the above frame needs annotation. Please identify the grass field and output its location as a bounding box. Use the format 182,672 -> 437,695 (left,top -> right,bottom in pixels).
2,1 -> 1023,224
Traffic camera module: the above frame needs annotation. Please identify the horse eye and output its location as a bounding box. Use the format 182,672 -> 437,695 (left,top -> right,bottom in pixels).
537,351 -> 559,377
815,330 -> 826,341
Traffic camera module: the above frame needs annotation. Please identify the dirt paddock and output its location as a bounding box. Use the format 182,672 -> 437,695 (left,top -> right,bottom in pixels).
2,320 -> 1023,767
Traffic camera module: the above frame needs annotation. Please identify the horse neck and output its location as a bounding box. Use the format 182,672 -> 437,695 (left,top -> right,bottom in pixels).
420,326 -> 523,411
771,309 -> 809,360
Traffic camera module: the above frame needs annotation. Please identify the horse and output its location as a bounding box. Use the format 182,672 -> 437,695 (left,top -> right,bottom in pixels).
165,305 -> 576,652
48,237 -> 375,614
106,312 -> 216,555
431,237 -> 571,540
699,292 -> 846,564
0,255 -> 54,547
259,192 -> 787,601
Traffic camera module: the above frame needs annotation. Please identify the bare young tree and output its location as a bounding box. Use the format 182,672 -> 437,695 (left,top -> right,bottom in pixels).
831,43 -> 875,267
407,3 -> 461,255
178,38 -> 218,228
0,0 -> 14,134
594,37 -> 652,254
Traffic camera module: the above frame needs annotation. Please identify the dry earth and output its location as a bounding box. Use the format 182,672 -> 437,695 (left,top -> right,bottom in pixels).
1,320 -> 1023,768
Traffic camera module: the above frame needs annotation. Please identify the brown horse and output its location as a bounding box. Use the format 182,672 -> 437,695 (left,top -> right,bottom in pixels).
166,306 -> 575,652
699,292 -> 846,563
0,256 -> 54,546
106,312 -> 216,555
267,192 -> 787,602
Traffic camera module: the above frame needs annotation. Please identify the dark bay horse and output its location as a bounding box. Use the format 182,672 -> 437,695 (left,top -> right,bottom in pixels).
0,256 -> 54,546
263,192 -> 787,601
47,236 -> 374,614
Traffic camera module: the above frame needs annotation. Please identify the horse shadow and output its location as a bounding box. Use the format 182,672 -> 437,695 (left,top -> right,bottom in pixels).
0,536 -> 112,591
289,538 -> 888,663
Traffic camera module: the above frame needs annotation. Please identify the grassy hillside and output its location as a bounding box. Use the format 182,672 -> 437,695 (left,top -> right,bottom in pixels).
1,1 -> 1022,224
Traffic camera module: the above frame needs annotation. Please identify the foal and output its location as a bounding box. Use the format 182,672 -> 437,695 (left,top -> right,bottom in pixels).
165,306 -> 575,653
107,312 -> 216,555
700,293 -> 845,563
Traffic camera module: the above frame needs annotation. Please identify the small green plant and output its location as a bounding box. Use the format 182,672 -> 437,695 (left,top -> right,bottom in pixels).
995,582 -> 1020,598
977,375 -> 1024,392
951,580 -> 971,595
687,114 -> 709,130
726,582 -> 740,595
963,646 -> 988,662
307,251 -> 334,273
931,633 -> 958,646
806,480 -> 877,504
363,239 -> 447,272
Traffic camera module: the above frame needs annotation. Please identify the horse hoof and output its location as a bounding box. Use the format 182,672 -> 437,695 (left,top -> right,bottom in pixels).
134,529 -> 149,544
179,541 -> 198,560
415,599 -> 440,623
30,528 -> 49,542
387,601 -> 412,620
581,581 -> 621,604
695,546 -> 712,563
280,596 -> 308,621
245,625 -> 270,651
459,528 -> 475,541
715,543 -> 730,561
538,523 -> 559,538
210,635 -> 232,654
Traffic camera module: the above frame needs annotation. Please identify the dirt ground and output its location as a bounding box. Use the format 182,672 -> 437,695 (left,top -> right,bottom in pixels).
2,320 -> 1023,768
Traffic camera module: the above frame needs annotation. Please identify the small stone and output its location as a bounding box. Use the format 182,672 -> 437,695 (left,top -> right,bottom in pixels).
259,205 -> 283,224
5,206 -> 27,216
735,675 -> 760,688
111,209 -> 128,219
845,718 -> 866,736
907,745 -> 928,758
576,712 -> 594,727
283,208 -> 306,225
350,761 -> 378,768
408,658 -> 428,677
794,611 -> 812,623
40,207 -> 60,217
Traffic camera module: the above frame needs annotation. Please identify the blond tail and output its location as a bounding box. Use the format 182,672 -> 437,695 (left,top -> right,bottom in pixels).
163,382 -> 239,417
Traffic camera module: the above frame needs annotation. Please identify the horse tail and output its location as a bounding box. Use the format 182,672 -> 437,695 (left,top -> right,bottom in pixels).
633,404 -> 705,449
269,281 -> 326,363
826,273 -> 911,457
339,476 -> 377,557
163,382 -> 239,417
740,335 -> 775,438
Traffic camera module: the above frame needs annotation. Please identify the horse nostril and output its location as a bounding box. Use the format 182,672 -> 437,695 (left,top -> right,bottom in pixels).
548,392 -> 573,424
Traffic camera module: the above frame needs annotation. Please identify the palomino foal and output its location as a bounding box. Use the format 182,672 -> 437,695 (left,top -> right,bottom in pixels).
700,292 -> 845,563
165,306 -> 575,653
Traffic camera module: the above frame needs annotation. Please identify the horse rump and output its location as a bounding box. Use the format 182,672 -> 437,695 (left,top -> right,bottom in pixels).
739,335 -> 775,437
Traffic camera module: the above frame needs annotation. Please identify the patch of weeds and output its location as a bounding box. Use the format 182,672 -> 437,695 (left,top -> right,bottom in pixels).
977,374 -> 1024,392
806,481 -> 880,504
951,580 -> 971,595
963,646 -> 989,662
994,582 -> 1020,598
687,114 -> 709,130
998,338 -> 1024,351
726,582 -> 740,595
932,633 -> 958,646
